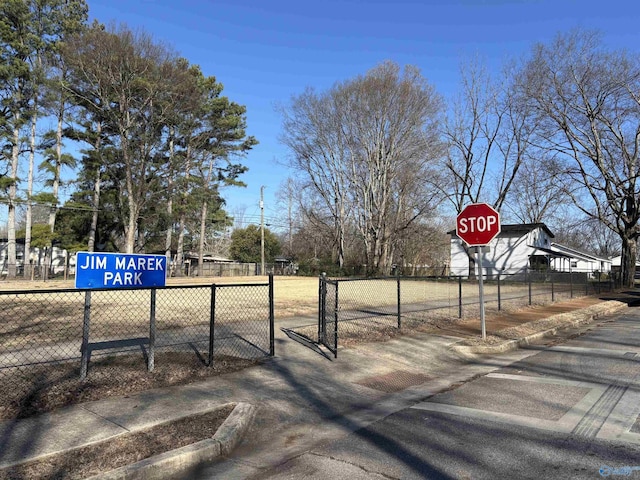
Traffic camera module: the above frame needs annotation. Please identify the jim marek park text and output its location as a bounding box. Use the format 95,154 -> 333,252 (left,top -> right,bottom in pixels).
75,252 -> 167,289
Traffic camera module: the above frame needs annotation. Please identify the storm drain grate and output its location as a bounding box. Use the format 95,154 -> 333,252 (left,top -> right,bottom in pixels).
354,370 -> 430,393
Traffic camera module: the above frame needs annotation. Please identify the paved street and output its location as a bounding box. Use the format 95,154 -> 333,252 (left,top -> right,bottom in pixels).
211,309 -> 640,479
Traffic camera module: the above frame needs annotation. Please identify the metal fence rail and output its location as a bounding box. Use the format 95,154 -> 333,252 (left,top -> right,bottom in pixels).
0,277 -> 274,417
317,271 -> 615,356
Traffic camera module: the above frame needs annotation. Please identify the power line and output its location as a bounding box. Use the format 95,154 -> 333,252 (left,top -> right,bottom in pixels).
0,198 -> 100,213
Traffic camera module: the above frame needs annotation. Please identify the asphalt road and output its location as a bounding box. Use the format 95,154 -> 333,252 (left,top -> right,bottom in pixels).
245,310 -> 640,479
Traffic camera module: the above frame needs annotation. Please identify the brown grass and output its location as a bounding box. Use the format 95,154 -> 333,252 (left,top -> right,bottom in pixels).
0,353 -> 259,420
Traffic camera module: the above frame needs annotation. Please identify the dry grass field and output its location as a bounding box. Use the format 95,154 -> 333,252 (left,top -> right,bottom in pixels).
0,274 -> 553,352
0,274 -> 557,325
0,274 -> 577,360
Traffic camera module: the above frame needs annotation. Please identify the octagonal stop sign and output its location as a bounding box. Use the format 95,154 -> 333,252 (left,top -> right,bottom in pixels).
456,203 -> 501,246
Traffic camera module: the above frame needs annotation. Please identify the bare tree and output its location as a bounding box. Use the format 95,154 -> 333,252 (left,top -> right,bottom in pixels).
281,61 -> 444,274
520,30 -> 640,286
280,85 -> 351,268
396,218 -> 450,275
275,176 -> 298,258
506,154 -> 569,224
442,59 -> 534,214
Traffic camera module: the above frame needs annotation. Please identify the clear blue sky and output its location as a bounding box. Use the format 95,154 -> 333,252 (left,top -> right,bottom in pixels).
85,0 -> 640,231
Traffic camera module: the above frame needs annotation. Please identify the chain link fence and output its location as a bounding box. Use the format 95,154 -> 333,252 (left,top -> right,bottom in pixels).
316,271 -> 615,356
0,277 -> 274,418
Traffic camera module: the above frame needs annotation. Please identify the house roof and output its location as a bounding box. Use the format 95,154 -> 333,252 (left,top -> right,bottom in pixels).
500,223 -> 555,238
530,246 -> 572,258
448,222 -> 554,238
183,253 -> 234,262
550,243 -> 610,263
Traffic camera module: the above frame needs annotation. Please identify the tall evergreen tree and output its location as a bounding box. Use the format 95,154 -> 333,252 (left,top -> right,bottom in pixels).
0,0 -> 35,277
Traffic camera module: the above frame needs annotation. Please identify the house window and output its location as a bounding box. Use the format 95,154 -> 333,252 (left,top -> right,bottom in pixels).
571,261 -> 578,268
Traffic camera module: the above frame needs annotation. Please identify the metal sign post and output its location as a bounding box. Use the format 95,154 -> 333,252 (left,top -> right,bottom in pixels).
456,203 -> 500,342
476,247 -> 486,340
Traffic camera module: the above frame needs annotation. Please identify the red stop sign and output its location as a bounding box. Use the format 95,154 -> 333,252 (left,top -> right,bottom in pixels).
456,203 -> 501,246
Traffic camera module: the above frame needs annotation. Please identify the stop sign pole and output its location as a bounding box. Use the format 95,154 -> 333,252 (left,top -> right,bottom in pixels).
456,203 -> 501,341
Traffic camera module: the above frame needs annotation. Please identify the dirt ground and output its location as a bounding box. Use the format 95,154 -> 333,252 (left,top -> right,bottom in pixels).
424,295 -> 606,338
0,405 -> 235,480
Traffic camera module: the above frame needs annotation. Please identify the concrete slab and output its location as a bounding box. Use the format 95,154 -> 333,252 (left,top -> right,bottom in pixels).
82,383 -> 232,431
598,388 -> 640,445
426,375 -> 592,421
0,407 -> 126,468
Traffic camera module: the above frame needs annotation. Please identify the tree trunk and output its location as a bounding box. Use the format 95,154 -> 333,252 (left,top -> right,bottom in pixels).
25,111 -> 37,279
175,145 -> 191,276
175,212 -> 186,276
125,203 -> 137,253
7,120 -> 20,279
123,143 -> 137,253
49,101 -> 64,232
165,130 -> 175,260
334,195 -> 345,268
165,193 -> 173,255
620,235 -> 637,288
87,123 -> 102,253
88,169 -> 101,252
198,200 -> 208,277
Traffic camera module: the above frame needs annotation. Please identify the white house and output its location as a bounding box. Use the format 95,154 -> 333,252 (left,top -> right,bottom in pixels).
0,239 -> 69,276
449,223 -> 610,277
609,255 -> 640,275
549,243 -> 611,274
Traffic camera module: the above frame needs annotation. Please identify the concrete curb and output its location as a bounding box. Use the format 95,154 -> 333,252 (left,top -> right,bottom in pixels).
451,300 -> 630,357
87,402 -> 257,480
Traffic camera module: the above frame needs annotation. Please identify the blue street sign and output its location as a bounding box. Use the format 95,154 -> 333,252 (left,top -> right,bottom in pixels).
75,252 -> 167,289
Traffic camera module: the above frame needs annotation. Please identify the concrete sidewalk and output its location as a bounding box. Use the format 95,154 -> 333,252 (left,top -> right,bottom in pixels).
0,296 -> 635,479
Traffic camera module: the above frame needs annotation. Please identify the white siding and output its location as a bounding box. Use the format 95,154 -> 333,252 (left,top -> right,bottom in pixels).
450,226 -> 552,277
0,242 -> 69,274
450,239 -> 469,276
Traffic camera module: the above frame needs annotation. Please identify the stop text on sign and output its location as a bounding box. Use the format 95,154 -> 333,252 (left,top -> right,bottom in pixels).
456,203 -> 501,247
75,252 -> 167,289
457,215 -> 498,234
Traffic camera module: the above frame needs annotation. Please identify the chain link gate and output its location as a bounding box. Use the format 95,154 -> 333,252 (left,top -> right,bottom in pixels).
318,274 -> 338,357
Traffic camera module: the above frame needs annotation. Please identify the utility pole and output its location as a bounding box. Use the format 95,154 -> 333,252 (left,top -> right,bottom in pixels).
260,185 -> 265,276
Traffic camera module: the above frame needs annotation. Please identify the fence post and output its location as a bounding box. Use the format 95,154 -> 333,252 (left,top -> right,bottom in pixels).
458,276 -> 462,319
208,284 -> 216,367
319,273 -> 326,342
80,291 -> 92,380
269,273 -> 275,356
528,269 -> 532,306
148,289 -> 156,372
333,280 -> 339,358
318,274 -> 322,341
397,272 -> 401,329
570,271 -> 574,298
497,275 -> 502,311
551,277 -> 555,302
